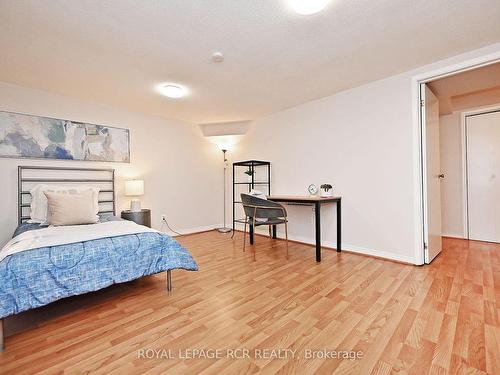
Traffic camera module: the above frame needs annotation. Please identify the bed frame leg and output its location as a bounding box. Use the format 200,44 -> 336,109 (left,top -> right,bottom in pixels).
0,319 -> 4,352
166,270 -> 172,292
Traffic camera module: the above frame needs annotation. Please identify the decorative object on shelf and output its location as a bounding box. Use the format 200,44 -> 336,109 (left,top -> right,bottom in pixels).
244,168 -> 255,182
121,209 -> 151,227
125,180 -> 144,212
308,184 -> 318,196
232,160 -> 271,238
320,184 -> 333,197
217,147 -> 232,233
0,110 -> 130,162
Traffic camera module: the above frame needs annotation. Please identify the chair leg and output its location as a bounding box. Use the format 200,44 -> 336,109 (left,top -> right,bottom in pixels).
243,217 -> 247,253
285,222 -> 289,260
252,217 -> 257,262
268,226 -> 272,238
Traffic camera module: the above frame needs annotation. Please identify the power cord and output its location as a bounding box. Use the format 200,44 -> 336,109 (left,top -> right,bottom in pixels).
161,216 -> 182,236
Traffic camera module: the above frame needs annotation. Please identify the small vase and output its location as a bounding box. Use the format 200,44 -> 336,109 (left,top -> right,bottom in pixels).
247,174 -> 253,183
320,189 -> 332,197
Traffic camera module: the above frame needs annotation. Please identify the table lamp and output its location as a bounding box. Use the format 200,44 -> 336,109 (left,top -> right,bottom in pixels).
125,180 -> 144,212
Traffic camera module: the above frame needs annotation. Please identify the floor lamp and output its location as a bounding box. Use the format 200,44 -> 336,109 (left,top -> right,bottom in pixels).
217,148 -> 232,233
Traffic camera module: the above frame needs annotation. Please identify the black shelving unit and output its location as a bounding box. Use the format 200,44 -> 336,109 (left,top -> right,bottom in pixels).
232,160 -> 271,235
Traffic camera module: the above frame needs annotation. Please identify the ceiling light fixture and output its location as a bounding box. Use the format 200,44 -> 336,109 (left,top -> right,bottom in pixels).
157,83 -> 187,98
212,51 -> 224,63
289,0 -> 330,15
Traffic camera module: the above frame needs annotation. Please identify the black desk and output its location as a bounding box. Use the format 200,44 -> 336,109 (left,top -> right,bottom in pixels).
248,195 -> 341,262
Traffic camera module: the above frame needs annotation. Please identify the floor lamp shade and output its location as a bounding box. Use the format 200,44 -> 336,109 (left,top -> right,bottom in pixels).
125,180 -> 144,212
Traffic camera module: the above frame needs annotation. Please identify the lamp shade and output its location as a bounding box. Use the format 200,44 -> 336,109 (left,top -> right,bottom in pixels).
125,180 -> 144,196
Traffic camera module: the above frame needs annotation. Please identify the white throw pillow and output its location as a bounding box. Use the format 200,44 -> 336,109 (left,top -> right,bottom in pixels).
30,185 -> 100,223
250,189 -> 267,200
249,190 -> 268,222
44,189 -> 99,226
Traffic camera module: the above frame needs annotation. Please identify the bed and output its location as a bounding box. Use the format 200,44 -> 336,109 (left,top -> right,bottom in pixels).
0,166 -> 198,351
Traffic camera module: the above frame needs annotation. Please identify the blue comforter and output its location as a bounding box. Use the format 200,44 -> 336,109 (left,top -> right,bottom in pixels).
0,217 -> 198,319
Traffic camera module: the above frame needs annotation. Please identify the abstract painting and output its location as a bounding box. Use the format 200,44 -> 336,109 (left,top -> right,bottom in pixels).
0,111 -> 130,162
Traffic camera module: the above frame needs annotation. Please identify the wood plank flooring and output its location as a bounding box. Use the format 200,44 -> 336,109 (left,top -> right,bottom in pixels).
0,232 -> 499,374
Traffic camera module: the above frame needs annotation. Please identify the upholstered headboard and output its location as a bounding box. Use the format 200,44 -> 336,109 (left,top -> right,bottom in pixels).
17,166 -> 116,224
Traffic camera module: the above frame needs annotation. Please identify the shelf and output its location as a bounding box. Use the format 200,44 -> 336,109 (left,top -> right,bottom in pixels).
233,160 -> 270,167
232,160 -> 271,233
234,182 -> 270,185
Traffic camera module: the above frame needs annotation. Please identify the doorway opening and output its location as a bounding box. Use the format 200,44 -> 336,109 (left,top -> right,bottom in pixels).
419,62 -> 500,263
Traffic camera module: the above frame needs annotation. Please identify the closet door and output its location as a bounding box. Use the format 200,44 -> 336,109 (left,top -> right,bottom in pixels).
467,110 -> 500,243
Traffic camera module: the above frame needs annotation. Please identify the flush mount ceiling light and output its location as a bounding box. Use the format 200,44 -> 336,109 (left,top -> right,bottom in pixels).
289,0 -> 330,15
157,83 -> 187,98
212,51 -> 224,63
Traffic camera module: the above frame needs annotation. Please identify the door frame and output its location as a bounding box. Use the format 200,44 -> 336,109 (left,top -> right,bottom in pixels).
411,51 -> 500,265
462,106 -> 500,240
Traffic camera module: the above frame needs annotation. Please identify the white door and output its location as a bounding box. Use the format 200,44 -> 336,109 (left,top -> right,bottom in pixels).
422,84 -> 443,263
466,110 -> 500,243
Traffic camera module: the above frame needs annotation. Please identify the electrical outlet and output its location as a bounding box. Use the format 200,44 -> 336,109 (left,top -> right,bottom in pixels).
161,214 -> 167,222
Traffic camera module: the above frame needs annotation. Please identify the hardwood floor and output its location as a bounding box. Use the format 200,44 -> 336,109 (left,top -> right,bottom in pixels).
0,232 -> 499,374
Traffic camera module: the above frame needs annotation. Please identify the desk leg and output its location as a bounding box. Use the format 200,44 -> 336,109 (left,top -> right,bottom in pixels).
272,225 -> 277,239
337,200 -> 341,252
249,223 -> 254,245
315,202 -> 321,262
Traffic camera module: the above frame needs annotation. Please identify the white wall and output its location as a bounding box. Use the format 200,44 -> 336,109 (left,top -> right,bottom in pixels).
439,112 -> 464,238
233,43 -> 500,264
0,81 -> 222,246
234,74 -> 416,263
439,112 -> 465,238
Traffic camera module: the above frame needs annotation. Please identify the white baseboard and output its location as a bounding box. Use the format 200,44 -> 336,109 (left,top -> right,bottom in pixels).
335,243 -> 416,264
161,223 -> 222,237
441,232 -> 466,239
169,223 -> 417,264
289,233 -> 416,264
235,223 -> 417,264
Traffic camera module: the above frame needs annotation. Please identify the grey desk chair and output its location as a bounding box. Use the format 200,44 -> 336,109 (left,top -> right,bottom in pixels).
241,193 -> 289,261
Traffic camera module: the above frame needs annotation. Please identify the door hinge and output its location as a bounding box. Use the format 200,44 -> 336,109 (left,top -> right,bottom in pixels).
424,242 -> 428,250
420,99 -> 425,107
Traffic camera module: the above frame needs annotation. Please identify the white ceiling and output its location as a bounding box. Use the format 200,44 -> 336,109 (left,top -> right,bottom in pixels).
1,0 -> 500,124
428,63 -> 500,115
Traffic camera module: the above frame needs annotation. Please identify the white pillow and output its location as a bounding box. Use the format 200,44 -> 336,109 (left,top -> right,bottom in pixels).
44,190 -> 99,226
249,190 -> 268,222
30,185 -> 100,223
250,189 -> 267,200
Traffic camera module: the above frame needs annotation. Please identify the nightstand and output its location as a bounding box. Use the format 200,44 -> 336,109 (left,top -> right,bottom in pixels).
121,209 -> 151,228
